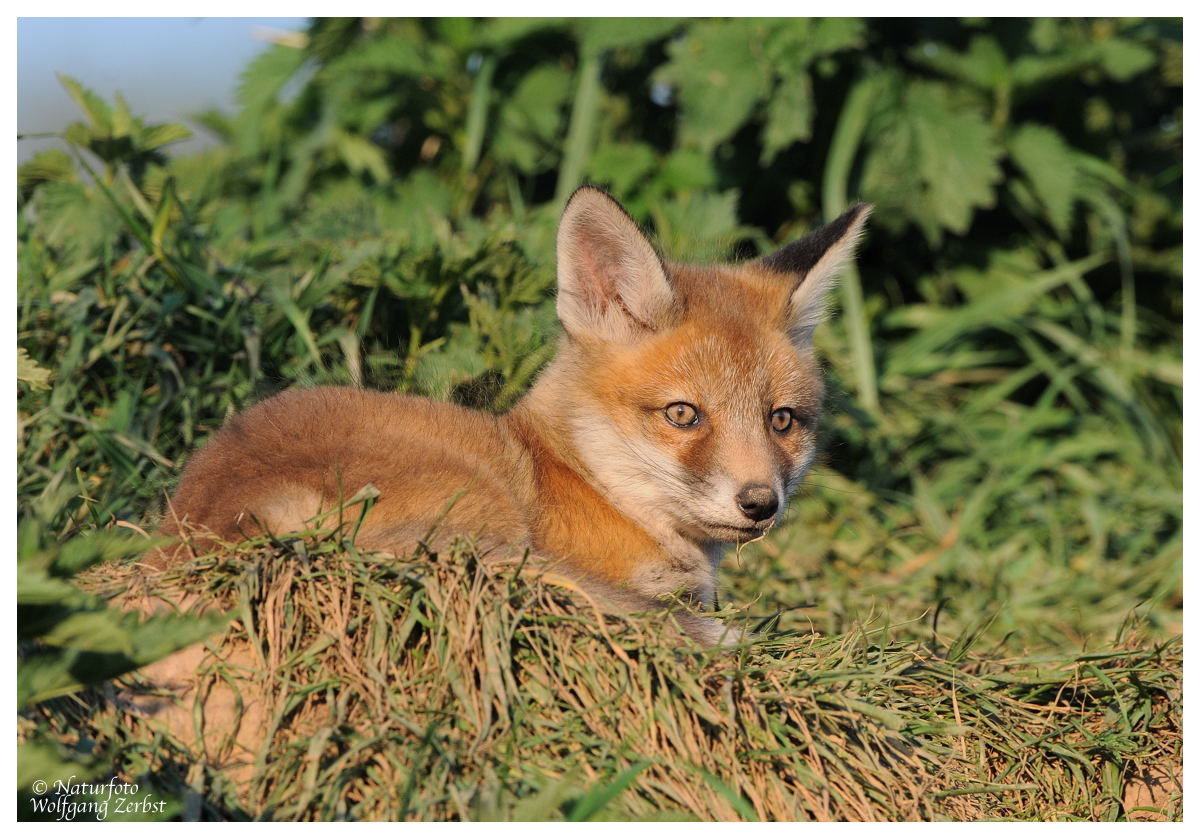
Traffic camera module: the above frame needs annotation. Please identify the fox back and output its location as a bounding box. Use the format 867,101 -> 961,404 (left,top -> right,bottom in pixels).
157,187 -> 870,642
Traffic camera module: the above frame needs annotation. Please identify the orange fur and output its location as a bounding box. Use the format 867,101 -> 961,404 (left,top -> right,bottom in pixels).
154,188 -> 870,640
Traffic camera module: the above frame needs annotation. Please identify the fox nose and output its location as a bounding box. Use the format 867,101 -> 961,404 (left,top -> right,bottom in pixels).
736,484 -> 779,522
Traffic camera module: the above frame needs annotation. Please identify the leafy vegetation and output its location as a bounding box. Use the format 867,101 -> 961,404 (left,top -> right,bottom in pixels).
17,17 -> 1180,821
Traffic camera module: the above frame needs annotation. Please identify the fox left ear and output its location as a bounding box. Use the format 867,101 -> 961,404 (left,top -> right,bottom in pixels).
556,186 -> 678,344
758,203 -> 872,343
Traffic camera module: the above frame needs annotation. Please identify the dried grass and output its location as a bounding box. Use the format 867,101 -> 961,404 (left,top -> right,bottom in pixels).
60,531 -> 1182,821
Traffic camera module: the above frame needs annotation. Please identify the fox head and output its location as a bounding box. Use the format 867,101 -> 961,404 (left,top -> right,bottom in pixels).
543,186 -> 870,545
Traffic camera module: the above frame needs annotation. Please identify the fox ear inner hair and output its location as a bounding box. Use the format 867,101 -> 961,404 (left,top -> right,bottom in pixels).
758,203 -> 872,278
555,186 -> 677,342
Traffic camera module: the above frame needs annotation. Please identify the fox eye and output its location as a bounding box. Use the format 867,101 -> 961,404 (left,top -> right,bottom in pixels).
770,408 -> 795,433
664,402 -> 700,428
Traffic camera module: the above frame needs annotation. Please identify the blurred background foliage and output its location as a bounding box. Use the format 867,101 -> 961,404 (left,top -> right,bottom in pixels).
17,16 -> 1181,653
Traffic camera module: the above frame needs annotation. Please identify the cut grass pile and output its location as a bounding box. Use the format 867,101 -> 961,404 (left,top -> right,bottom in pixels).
44,530 -> 1180,821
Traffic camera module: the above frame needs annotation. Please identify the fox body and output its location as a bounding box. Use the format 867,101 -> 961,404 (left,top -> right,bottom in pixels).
158,188 -> 870,642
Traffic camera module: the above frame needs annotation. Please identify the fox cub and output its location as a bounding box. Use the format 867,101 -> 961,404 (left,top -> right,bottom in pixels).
157,187 -> 870,644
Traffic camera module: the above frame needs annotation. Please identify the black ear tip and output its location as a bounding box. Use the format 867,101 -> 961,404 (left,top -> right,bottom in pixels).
757,203 -> 873,277
843,202 -> 874,222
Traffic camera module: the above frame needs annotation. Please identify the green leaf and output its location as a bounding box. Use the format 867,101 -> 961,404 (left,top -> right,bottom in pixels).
804,17 -> 867,58
657,20 -> 773,152
492,66 -> 571,174
910,35 -> 1009,91
586,142 -> 657,196
111,92 -> 135,138
17,149 -> 76,195
150,176 -> 177,249
1008,123 -> 1078,233
695,769 -> 758,821
272,281 -> 326,370
189,108 -> 235,142
141,122 -> 194,151
324,33 -> 427,76
567,761 -> 650,821
861,79 -> 1002,243
511,768 -> 582,820
16,565 -> 90,608
37,611 -> 137,655
335,131 -> 390,182
461,53 -> 496,174
477,17 -> 564,47
17,739 -> 97,792
57,74 -> 112,133
1094,37 -> 1156,81
908,84 -> 1001,235
1011,47 -> 1095,89
382,170 -> 455,249
31,181 -> 120,262
763,18 -> 865,70
19,611 -> 229,707
761,71 -> 814,163
237,43 -> 307,115
576,18 -> 681,54
656,148 -> 717,193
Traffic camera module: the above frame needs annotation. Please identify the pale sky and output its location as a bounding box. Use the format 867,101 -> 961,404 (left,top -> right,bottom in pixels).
18,17 -> 309,161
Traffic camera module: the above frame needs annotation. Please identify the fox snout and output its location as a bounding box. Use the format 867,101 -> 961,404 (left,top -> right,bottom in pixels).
735,483 -> 779,522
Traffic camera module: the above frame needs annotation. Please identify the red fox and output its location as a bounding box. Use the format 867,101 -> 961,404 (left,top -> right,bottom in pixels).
155,187 -> 870,644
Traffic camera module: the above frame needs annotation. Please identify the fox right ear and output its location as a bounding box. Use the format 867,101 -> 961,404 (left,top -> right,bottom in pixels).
556,187 -> 678,343
758,203 -> 872,344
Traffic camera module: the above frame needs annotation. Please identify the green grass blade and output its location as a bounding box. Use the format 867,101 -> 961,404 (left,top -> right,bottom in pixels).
822,75 -> 882,413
